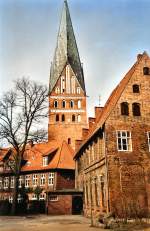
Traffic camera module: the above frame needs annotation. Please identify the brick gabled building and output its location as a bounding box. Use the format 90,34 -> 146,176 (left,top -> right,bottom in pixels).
74,52 -> 150,219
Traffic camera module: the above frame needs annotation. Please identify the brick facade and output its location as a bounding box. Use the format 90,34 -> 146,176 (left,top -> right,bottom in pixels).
74,52 -> 150,220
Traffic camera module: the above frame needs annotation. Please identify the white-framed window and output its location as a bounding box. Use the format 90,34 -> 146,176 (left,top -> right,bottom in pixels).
77,87 -> 81,94
43,156 -> 48,166
0,177 -> 3,189
25,175 -> 30,188
40,174 -> 46,186
39,193 -> 45,201
32,194 -> 37,200
4,177 -> 9,189
77,100 -> 81,109
147,132 -> 150,152
17,194 -> 22,203
10,176 -> 14,188
117,131 -> 132,151
33,174 -> 38,187
48,172 -> 54,186
49,196 -> 58,201
19,175 -> 24,188
9,196 -> 13,203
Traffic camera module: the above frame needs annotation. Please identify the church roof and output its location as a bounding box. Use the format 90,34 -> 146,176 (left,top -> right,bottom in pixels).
49,0 -> 85,93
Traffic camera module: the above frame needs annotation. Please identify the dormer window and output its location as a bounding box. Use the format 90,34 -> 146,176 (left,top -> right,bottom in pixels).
43,156 -> 48,166
133,84 -> 140,93
121,102 -> 129,116
143,67 -> 149,75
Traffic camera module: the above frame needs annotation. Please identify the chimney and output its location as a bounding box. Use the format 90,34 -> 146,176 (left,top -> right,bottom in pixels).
95,106 -> 103,122
82,128 -> 89,140
88,117 -> 96,130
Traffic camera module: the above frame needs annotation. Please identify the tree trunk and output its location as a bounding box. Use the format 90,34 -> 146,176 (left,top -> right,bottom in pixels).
11,175 -> 19,215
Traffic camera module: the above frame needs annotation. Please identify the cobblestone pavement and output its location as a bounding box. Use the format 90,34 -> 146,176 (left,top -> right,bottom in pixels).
0,215 -> 102,231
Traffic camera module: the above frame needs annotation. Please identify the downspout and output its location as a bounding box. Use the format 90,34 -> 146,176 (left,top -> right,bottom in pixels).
103,124 -> 110,213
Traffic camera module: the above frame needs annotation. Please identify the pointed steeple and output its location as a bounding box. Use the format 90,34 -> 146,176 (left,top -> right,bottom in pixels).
49,0 -> 85,93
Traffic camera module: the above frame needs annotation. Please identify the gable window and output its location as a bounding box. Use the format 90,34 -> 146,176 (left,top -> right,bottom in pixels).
62,114 -> 65,122
121,102 -> 129,116
72,114 -> 75,122
48,172 -> 54,186
132,103 -> 141,116
117,131 -> 132,151
147,132 -> 150,152
10,176 -> 14,188
40,174 -> 46,186
70,100 -> 74,108
77,87 -> 81,94
4,177 -> 9,189
143,67 -> 149,75
56,114 -> 59,122
25,175 -> 30,188
133,84 -> 140,93
33,174 -> 38,187
62,100 -> 66,108
43,156 -> 48,166
71,76 -> 75,94
0,177 -> 3,189
55,87 -> 60,94
61,76 -> 65,93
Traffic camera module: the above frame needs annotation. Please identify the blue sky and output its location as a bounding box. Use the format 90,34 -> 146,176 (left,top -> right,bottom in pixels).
0,0 -> 150,116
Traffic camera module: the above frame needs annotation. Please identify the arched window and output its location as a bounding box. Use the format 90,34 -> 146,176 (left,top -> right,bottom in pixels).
78,100 -> 81,109
121,102 -> 129,116
132,103 -> 141,116
72,114 -> 75,122
62,100 -> 66,108
68,138 -> 71,144
77,87 -> 80,94
56,114 -> 59,122
62,114 -> 65,122
54,100 -> 58,108
77,114 -> 81,122
55,87 -> 60,94
143,67 -> 149,75
133,84 -> 140,93
70,100 -> 74,108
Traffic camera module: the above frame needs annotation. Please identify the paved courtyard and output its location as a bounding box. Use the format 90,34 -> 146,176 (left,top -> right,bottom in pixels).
0,215 -> 101,231
0,215 -> 150,231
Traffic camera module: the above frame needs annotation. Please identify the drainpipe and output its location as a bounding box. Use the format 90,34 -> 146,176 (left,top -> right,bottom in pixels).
103,125 -> 110,213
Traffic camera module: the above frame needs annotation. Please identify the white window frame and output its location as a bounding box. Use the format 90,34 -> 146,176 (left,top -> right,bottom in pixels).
4,177 -> 9,189
40,174 -> 46,186
147,132 -> 150,152
25,175 -> 30,188
49,196 -> 58,201
117,131 -> 132,151
39,193 -> 45,201
10,176 -> 14,188
19,175 -> 24,188
33,174 -> 38,187
77,87 -> 81,94
43,156 -> 48,167
77,114 -> 81,122
77,100 -> 81,109
55,87 -> 60,94
0,177 -> 3,189
32,194 -> 38,201
17,194 -> 22,203
48,172 -> 54,186
9,196 -> 13,203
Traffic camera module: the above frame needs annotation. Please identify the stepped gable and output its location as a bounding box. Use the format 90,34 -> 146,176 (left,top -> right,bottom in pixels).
49,0 -> 85,93
75,52 -> 149,157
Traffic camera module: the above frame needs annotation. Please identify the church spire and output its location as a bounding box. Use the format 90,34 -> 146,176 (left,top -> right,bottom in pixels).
49,0 -> 85,93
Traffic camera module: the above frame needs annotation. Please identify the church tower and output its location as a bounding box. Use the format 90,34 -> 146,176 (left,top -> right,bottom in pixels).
48,0 -> 87,149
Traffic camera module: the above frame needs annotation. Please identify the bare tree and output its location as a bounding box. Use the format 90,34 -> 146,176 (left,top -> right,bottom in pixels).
0,78 -> 48,214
